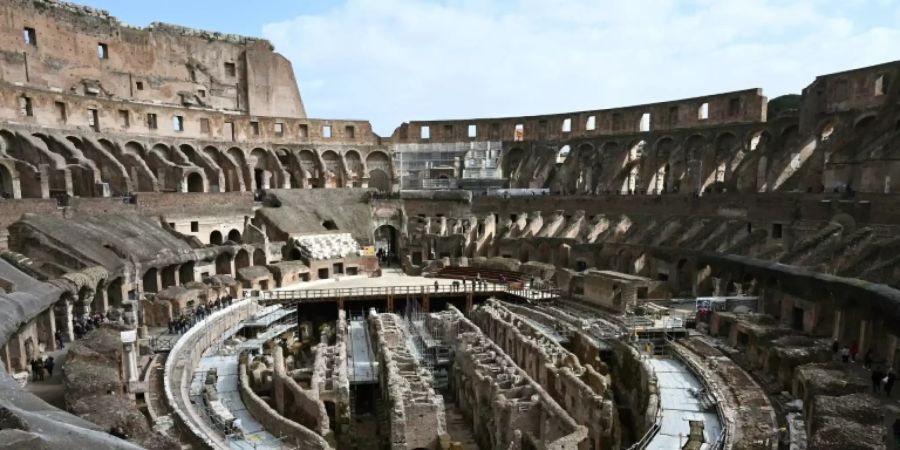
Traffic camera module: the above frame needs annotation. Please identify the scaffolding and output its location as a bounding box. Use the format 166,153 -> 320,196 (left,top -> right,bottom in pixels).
401,299 -> 453,390
395,141 -> 503,190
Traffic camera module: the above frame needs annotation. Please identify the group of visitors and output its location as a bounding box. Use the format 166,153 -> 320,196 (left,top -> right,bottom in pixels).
166,296 -> 234,335
442,274 -> 497,293
29,355 -> 55,381
73,312 -> 107,340
833,340 -> 897,397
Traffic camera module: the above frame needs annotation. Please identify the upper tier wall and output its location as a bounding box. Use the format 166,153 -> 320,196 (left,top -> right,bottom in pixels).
0,84 -> 377,145
390,89 -> 768,144
0,0 -> 305,118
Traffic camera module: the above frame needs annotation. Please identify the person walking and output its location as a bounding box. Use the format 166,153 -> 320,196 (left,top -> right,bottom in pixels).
434,280 -> 439,293
840,346 -> 851,363
864,349 -> 874,369
850,341 -> 859,362
872,366 -> 884,393
886,369 -> 896,397
34,359 -> 45,381
45,356 -> 55,377
55,330 -> 64,349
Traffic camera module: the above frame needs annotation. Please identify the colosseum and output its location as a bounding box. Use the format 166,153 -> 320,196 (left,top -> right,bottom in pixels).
0,1 -> 898,450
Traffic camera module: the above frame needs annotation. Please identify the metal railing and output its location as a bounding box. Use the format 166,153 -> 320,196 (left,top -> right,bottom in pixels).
259,283 -> 560,303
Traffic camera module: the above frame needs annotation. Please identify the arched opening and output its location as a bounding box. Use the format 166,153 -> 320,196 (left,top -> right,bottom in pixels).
820,122 -> 836,142
368,168 -> 390,193
210,230 -> 223,245
682,135 -> 707,193
289,247 -> 302,260
519,245 -> 531,263
76,286 -> 93,317
536,243 -> 551,263
0,164 -> 14,199
345,150 -> 363,185
322,220 -> 339,231
854,114 -> 877,130
653,138 -> 674,194
321,150 -> 344,188
675,259 -> 692,296
503,147 -> 525,179
227,229 -> 242,243
215,252 -> 233,275
107,277 -> 123,308
254,168 -> 265,191
253,248 -> 266,266
235,249 -> 250,270
143,268 -> 159,293
179,262 -> 195,284
556,145 -> 571,164
161,265 -> 178,288
374,224 -> 399,265
186,172 -> 204,193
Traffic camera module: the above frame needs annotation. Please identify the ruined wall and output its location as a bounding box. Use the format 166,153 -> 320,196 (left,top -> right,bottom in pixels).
0,0 -> 304,117
369,311 -> 447,450
238,357 -> 331,450
471,300 -> 619,450
428,307 -> 588,450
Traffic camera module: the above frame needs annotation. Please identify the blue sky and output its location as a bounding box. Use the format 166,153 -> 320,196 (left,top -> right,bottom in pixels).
78,0 -> 900,135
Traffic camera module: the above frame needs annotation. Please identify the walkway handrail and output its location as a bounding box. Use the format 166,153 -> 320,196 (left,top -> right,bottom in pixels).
259,283 -> 561,303
163,299 -> 257,450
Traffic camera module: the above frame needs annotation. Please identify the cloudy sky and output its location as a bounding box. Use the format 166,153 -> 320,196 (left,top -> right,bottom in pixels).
82,0 -> 900,135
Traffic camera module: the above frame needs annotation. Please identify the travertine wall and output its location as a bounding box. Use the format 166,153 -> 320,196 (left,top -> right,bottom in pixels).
428,307 -> 588,450
369,311 -> 447,450
471,300 -> 619,450
0,0 -> 304,118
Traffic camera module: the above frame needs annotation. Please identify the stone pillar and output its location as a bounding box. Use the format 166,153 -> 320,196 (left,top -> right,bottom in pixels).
858,319 -> 869,352
887,335 -> 898,370
94,287 -> 109,314
121,330 -> 139,390
832,310 -> 843,342
274,347 -> 286,414
54,299 -> 74,342
38,308 -> 57,352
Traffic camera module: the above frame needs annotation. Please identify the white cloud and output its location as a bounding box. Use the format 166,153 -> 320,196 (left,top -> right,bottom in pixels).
262,0 -> 900,135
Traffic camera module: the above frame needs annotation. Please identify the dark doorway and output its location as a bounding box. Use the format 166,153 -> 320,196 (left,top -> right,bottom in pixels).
374,224 -> 399,265
792,306 -> 804,331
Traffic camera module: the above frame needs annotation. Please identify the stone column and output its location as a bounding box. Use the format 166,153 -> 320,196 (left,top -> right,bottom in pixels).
38,308 -> 57,352
887,335 -> 898,369
54,299 -> 74,342
859,319 -> 869,352
274,347 -> 286,414
832,310 -> 843,342
121,330 -> 139,389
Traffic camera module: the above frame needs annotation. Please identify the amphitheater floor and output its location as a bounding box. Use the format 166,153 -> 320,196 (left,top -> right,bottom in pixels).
646,357 -> 724,449
276,269 -> 461,291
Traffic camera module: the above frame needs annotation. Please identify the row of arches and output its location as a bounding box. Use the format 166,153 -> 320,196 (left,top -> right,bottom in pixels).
0,129 -> 396,200
504,113 -> 896,194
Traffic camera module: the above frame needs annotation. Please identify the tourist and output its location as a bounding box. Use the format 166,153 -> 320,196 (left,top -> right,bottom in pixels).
109,426 -> 129,440
872,366 -> 884,393
434,280 -> 439,292
32,358 -> 44,381
864,348 -> 874,369
886,369 -> 896,397
55,330 -> 64,349
840,346 -> 851,363
45,356 -> 55,377
850,341 -> 859,362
